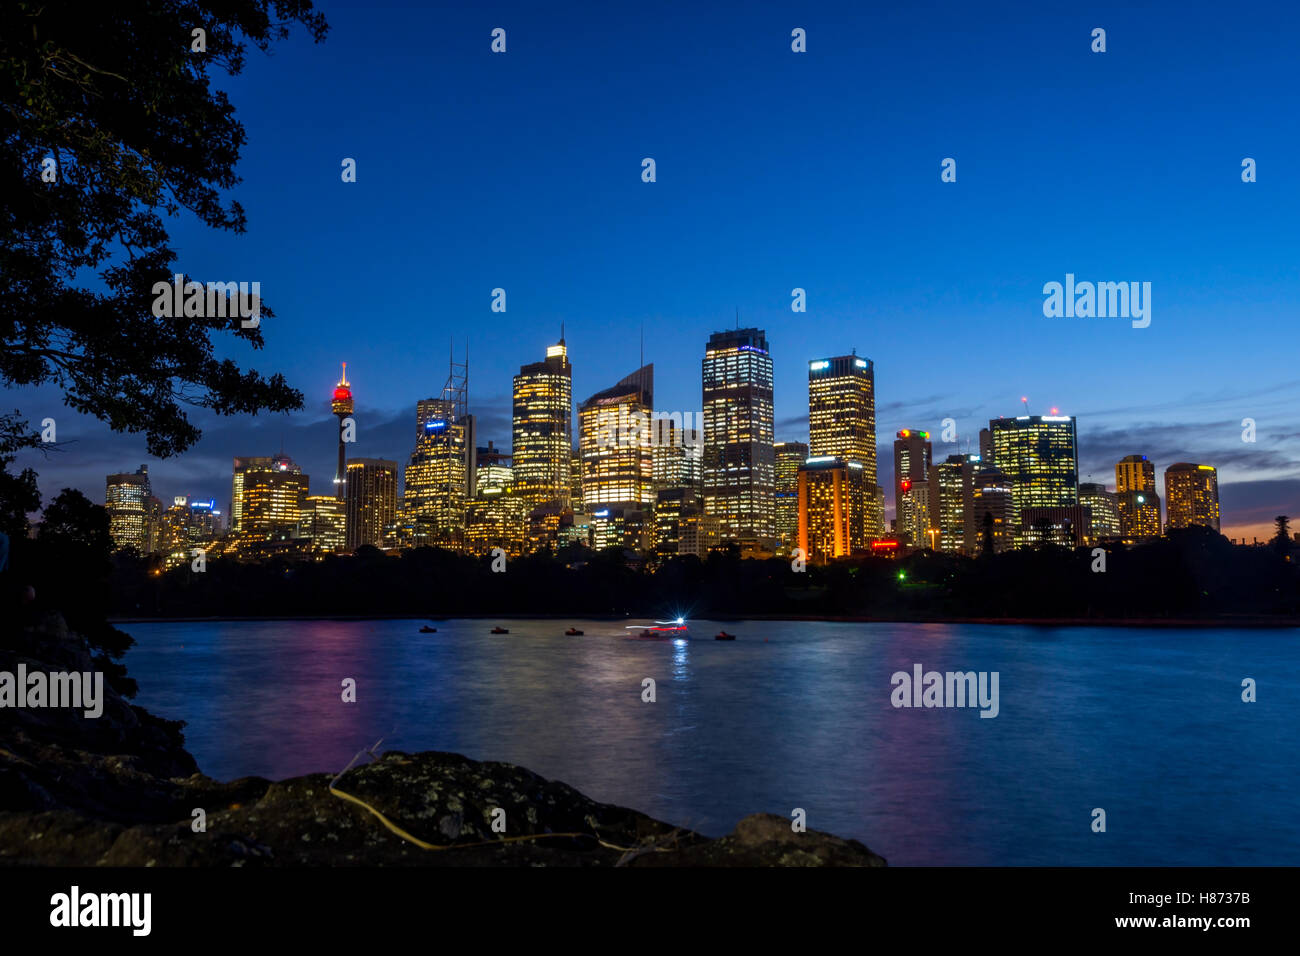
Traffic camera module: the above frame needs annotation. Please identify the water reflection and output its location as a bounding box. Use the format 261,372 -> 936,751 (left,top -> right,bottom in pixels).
124,618 -> 1300,865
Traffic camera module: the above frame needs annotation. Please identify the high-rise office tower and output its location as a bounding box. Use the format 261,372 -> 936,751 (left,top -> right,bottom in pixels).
808,353 -> 883,539
231,456 -> 271,532
235,453 -> 308,539
402,397 -> 473,547
178,497 -> 223,544
475,440 -> 514,495
1115,454 -> 1161,541
1079,482 -> 1121,542
105,466 -> 151,552
773,441 -> 809,551
971,467 -> 1014,554
578,364 -> 655,511
465,488 -> 529,557
569,448 -> 583,511
590,507 -> 653,552
653,487 -> 706,557
1116,454 -> 1156,497
893,429 -> 932,547
797,456 -> 871,563
702,328 -> 775,546
301,495 -> 347,553
1164,463 -> 1220,532
929,454 -> 978,553
345,458 -> 398,551
652,416 -> 704,493
512,335 -> 572,510
987,414 -> 1079,545
331,364 -> 353,501
677,507 -> 722,558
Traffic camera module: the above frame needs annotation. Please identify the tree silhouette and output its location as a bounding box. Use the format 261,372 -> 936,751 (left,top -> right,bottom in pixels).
1273,515 -> 1292,557
1,1 -> 328,460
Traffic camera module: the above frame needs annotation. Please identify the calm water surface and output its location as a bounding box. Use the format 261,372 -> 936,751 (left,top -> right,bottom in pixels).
122,618 -> 1300,865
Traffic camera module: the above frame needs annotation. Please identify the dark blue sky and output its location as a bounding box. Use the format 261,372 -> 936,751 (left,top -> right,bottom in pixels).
9,0 -> 1299,536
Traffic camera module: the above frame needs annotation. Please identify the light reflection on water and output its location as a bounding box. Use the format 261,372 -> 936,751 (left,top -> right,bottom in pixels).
122,618 -> 1300,865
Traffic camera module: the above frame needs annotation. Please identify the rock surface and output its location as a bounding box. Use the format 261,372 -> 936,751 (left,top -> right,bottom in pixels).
1,615 -> 886,867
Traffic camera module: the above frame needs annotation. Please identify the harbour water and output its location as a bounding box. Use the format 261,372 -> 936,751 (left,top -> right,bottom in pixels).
122,618 -> 1300,865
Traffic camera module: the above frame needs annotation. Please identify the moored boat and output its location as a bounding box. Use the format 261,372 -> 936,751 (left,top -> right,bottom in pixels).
715,631 -> 735,640
419,625 -> 437,633
490,626 -> 509,634
565,627 -> 584,636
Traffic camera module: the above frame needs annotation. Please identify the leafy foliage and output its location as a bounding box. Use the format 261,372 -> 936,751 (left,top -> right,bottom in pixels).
0,0 -> 328,458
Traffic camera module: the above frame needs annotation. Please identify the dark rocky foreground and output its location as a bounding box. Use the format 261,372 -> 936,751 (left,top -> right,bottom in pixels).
0,614 -> 884,867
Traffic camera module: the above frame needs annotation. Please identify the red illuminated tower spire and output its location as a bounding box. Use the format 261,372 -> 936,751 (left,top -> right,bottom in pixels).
332,363 -> 353,499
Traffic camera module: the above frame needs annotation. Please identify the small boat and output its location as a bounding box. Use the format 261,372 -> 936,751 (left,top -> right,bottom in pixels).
626,618 -> 688,639
565,627 -> 584,636
715,631 -> 736,641
419,625 -> 437,633
491,626 -> 509,634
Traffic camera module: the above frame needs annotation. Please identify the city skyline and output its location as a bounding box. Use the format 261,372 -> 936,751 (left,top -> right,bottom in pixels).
43,329 -> 1294,544
4,1 -> 1298,540
97,330 -> 1253,560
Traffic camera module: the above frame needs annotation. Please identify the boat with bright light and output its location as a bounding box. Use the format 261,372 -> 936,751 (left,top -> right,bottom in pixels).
625,618 -> 689,639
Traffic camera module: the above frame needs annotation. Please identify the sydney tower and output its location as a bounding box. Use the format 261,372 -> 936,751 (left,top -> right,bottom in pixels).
331,363 -> 353,500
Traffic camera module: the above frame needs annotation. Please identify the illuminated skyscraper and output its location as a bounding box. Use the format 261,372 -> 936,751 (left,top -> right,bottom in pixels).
402,397 -> 473,548
301,495 -> 346,553
105,466 -> 150,552
987,415 -> 1079,545
652,416 -> 703,493
180,497 -> 223,544
331,363 -> 353,501
465,488 -> 529,557
1079,482 -> 1121,542
158,495 -> 221,565
702,328 -> 775,546
1116,454 -> 1156,496
569,448 -> 583,510
971,467 -> 1014,554
678,505 -> 723,558
590,507 -> 652,552
773,441 -> 808,551
1164,463 -> 1220,532
1115,454 -> 1161,541
230,456 -> 271,532
809,353 -> 883,539
512,335 -> 572,510
475,441 -> 513,495
893,429 -> 932,547
653,487 -> 703,557
797,456 -> 872,563
578,364 -> 655,511
928,454 -> 978,554
345,458 -> 398,551
226,454 -> 308,545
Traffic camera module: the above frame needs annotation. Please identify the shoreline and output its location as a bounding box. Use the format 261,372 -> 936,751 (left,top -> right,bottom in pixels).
2,612 -> 886,866
109,613 -> 1300,629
